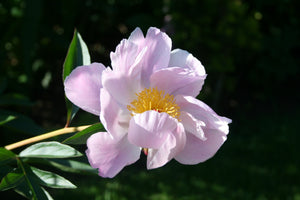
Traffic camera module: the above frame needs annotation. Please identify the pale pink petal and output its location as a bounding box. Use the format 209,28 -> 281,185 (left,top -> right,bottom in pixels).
180,111 -> 206,140
86,132 -> 141,178
175,128 -> 227,164
147,123 -> 186,169
150,67 -> 206,97
139,27 -> 172,86
143,27 -> 172,72
169,49 -> 206,76
99,88 -> 130,140
176,95 -> 232,134
110,36 -> 147,77
64,63 -> 106,115
102,68 -> 142,106
128,27 -> 145,44
110,27 -> 172,88
110,39 -> 139,74
128,111 -> 177,149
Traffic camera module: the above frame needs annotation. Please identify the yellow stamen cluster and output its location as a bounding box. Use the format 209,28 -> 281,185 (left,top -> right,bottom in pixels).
127,87 -> 180,120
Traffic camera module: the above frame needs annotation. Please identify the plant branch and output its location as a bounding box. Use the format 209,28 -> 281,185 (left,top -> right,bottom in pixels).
4,125 -> 90,151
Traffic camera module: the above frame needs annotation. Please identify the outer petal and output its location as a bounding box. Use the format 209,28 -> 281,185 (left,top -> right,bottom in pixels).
150,67 -> 207,97
64,63 -> 106,115
128,111 -> 177,149
147,123 -> 186,169
174,95 -> 231,165
175,128 -> 227,164
176,95 -> 232,134
169,49 -> 206,76
180,111 -> 206,140
99,88 -> 130,140
86,132 -> 141,178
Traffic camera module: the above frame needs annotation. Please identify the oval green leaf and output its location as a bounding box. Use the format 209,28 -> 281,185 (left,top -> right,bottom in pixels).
19,142 -> 82,158
0,147 -> 16,165
31,166 -> 76,189
0,168 -> 24,191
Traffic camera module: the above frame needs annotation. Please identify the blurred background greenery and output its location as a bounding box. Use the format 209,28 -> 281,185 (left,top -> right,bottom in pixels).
0,0 -> 299,199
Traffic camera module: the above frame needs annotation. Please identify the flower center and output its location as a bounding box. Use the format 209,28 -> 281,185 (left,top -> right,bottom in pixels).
127,87 -> 180,119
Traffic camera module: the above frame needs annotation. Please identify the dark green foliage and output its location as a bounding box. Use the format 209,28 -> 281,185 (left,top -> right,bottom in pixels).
0,0 -> 299,199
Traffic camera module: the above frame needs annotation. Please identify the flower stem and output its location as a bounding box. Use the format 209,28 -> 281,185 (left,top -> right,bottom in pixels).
4,125 -> 90,151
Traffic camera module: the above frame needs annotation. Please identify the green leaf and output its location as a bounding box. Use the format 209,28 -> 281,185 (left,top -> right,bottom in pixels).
63,29 -> 90,81
21,158 -> 97,174
0,148 -> 16,165
0,114 -> 16,126
63,29 -> 91,126
41,187 -> 54,200
31,166 -> 76,189
15,159 -> 48,200
0,168 -> 24,191
63,123 -> 105,144
16,160 -> 50,200
19,142 -> 82,158
0,165 -> 14,181
14,181 -> 52,200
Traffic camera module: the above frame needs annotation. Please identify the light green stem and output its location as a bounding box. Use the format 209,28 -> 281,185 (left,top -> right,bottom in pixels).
4,125 -> 90,150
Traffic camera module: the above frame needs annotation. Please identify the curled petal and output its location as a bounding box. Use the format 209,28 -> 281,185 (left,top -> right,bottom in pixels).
175,128 -> 227,164
169,49 -> 206,76
64,63 -> 106,115
176,95 -> 231,134
147,123 -> 186,169
150,67 -> 206,97
100,88 -> 130,140
180,111 -> 206,141
128,111 -> 177,149
86,132 -> 141,178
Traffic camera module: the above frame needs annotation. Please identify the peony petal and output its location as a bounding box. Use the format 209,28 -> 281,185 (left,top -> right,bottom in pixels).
176,95 -> 232,134
64,63 -> 106,115
147,123 -> 186,169
175,128 -> 227,164
86,132 -> 141,178
110,36 -> 147,78
180,111 -> 206,141
110,27 -> 172,88
128,111 -> 177,149
102,68 -> 142,106
110,39 -> 139,74
169,49 -> 206,76
99,88 -> 131,140
139,27 -> 172,86
128,27 -> 145,44
150,67 -> 207,97
143,27 -> 172,72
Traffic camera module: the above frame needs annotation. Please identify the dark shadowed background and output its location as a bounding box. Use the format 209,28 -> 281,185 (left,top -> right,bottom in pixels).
1,0 -> 299,199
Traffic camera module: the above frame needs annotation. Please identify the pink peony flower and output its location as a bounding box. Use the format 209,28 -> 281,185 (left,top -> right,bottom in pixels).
64,27 -> 231,178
